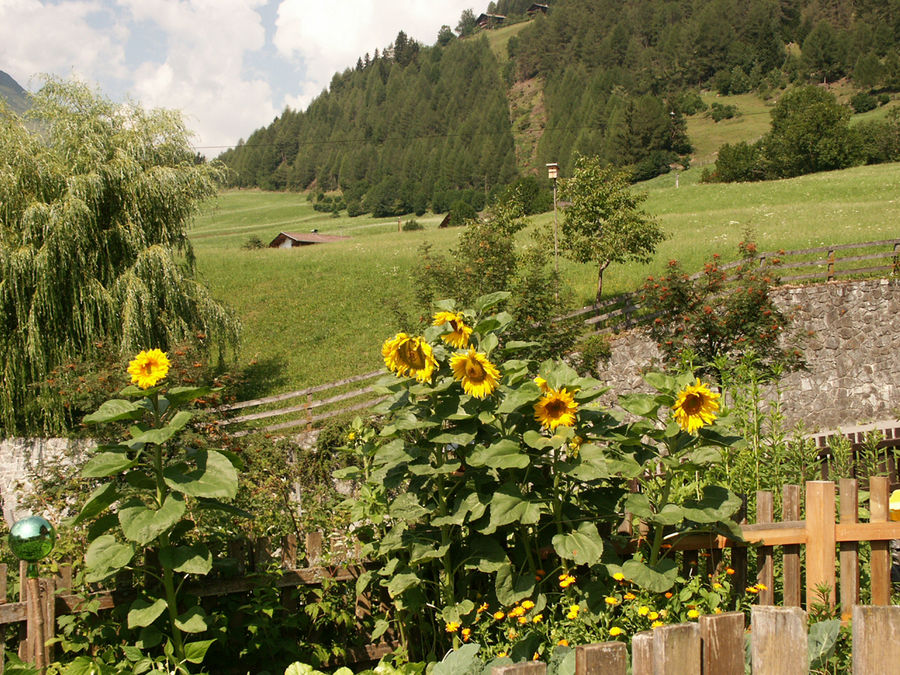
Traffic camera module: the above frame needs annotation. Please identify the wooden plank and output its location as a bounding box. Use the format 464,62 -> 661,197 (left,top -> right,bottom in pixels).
216,369 -> 384,412
700,612 -> 744,675
756,491 -> 774,605
652,623 -> 701,675
575,641 -> 627,675
835,521 -> 900,541
492,662 -> 546,675
222,385 -> 376,425
41,577 -> 55,665
869,476 -> 891,605
234,396 -> 390,436
306,531 -> 324,566
0,602 -> 27,624
630,631 -> 654,675
839,479 -> 859,620
731,496 -> 748,611
852,605 -> 900,675
782,485 -> 802,607
283,534 -> 298,569
805,481 -> 836,609
750,606 -> 808,674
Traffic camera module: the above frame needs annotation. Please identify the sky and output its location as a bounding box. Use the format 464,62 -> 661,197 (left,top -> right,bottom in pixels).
0,0 -> 478,153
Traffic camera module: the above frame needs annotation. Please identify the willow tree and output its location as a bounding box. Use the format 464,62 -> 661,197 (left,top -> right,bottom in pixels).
0,79 -> 240,434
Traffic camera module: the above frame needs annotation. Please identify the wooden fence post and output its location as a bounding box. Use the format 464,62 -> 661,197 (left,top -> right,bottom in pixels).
869,476 -> 891,605
652,624 -> 701,674
731,495 -> 748,609
805,481 -> 836,609
827,248 -> 835,281
756,491 -> 774,605
750,606 -> 808,674
782,484 -> 802,606
852,605 -> 900,674
631,631 -> 654,675
700,612 -> 744,675
839,479 -> 860,619
0,563 -> 6,675
575,641 -> 627,674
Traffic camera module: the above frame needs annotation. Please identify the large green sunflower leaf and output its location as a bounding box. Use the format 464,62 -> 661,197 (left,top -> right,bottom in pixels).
495,563 -> 535,606
84,535 -> 134,582
682,486 -> 741,523
83,399 -> 145,424
621,558 -> 678,593
159,544 -> 213,575
474,291 -> 510,313
175,607 -> 208,633
118,495 -> 186,546
81,451 -> 137,478
387,572 -> 420,598
552,522 -> 604,566
489,484 -> 542,527
468,439 -> 530,470
74,481 -> 118,525
163,450 -> 238,499
127,597 -> 167,629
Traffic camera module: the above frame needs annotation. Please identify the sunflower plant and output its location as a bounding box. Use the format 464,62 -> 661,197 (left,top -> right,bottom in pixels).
74,349 -> 240,673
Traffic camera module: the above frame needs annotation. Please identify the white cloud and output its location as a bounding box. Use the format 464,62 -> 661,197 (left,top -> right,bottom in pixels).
115,0 -> 277,149
274,0 -> 475,109
0,0 -> 128,86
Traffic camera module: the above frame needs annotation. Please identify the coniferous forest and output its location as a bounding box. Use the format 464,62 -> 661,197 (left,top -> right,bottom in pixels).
219,0 -> 900,216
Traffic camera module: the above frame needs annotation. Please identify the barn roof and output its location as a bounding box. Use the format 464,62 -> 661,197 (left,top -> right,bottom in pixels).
269,231 -> 350,247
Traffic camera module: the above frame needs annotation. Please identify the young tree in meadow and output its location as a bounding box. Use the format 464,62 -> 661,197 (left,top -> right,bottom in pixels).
0,78 -> 239,434
559,154 -> 664,303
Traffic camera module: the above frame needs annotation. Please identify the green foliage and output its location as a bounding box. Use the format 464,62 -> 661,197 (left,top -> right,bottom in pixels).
850,92 -> 878,114
447,200 -> 478,227
704,140 -> 766,183
339,296 -> 742,660
77,365 -> 239,672
402,218 -> 424,231
857,108 -> 900,164
0,78 -> 239,435
709,102 -> 739,122
571,334 -> 612,378
559,155 -> 664,302
243,235 -> 266,250
640,240 -> 803,379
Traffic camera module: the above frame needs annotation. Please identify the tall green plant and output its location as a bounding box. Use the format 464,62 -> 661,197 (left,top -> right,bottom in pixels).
77,349 -> 240,673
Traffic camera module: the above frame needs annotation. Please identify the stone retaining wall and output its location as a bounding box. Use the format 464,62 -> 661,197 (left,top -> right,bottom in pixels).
594,278 -> 900,430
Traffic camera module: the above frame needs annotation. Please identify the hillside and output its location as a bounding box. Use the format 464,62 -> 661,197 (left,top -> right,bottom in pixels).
0,71 -> 30,114
220,0 -> 900,216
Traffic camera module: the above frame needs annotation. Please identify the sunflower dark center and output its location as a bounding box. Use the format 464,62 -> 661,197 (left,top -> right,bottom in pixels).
545,398 -> 567,417
465,360 -> 485,381
400,341 -> 426,370
681,393 -> 703,415
141,362 -> 155,375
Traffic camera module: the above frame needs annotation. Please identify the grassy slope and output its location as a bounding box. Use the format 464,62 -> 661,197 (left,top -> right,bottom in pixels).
193,160 -> 900,395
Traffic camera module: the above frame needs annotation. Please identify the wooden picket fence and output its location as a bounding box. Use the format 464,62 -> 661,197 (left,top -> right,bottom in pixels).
493,606 -> 900,674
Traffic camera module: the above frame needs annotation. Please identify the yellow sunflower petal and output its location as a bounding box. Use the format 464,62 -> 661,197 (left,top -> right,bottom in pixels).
433,311 -> 472,349
450,348 -> 500,399
672,378 -> 720,433
127,349 -> 171,389
534,387 -> 578,430
382,333 -> 437,383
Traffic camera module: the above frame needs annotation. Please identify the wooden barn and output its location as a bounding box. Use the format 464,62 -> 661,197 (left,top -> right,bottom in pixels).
527,3 -> 549,16
475,13 -> 506,29
268,232 -> 349,248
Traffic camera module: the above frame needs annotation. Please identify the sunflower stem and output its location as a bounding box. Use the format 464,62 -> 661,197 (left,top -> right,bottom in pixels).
649,470 -> 673,566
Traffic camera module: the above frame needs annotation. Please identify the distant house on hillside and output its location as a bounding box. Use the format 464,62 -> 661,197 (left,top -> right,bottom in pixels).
268,232 -> 349,248
476,13 -> 506,29
527,3 -> 549,16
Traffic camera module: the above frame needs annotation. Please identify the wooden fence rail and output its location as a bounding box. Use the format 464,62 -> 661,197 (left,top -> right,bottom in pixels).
219,238 -> 899,434
495,606 -> 900,674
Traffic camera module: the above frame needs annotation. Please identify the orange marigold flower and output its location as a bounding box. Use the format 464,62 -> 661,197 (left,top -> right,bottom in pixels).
493,611 -> 506,621
605,596 -> 620,606
522,600 -> 535,610
462,628 -> 471,641
557,640 -> 569,647
725,568 -> 735,575
624,592 -> 636,601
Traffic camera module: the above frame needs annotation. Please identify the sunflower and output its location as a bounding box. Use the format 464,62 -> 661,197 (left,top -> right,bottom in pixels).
533,375 -> 551,392
432,311 -> 473,349
672,378 -> 720,433
382,333 -> 437,383
534,387 -> 578,430
450,349 -> 500,399
127,349 -> 171,389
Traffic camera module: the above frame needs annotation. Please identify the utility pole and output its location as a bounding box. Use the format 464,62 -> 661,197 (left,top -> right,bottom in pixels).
547,162 -> 560,299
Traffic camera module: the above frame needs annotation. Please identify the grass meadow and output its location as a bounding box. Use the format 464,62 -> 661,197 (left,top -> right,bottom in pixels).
192,160 -> 900,397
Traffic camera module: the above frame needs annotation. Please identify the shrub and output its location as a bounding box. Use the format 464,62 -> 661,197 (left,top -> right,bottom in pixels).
850,92 -> 878,113
712,141 -> 767,182
402,218 -> 424,231
572,333 -> 612,378
709,102 -> 739,122
243,235 -> 265,249
446,199 -> 478,226
674,90 -> 707,116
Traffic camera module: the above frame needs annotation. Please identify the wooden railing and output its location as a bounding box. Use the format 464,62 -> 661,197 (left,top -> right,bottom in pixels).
219,238 -> 899,434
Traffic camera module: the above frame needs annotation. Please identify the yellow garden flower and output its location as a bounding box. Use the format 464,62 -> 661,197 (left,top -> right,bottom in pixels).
609,627 -> 625,637
532,614 -> 543,623
638,606 -> 650,617
533,652 -> 540,661
612,572 -> 626,581
382,333 -> 438,383
713,582 -> 723,590
433,311 -> 473,349
558,573 -> 576,588
648,611 -> 659,621
533,375 -> 550,392
498,652 -> 508,658
461,627 -> 471,641
518,616 -> 528,625
509,606 -> 526,618
557,640 -> 568,647
624,592 -> 637,601
687,609 -> 700,619
450,348 -> 500,399
522,600 -> 535,610
127,349 -> 171,389
756,583 -> 768,591
651,620 -> 663,629
567,604 -> 580,620
534,387 -> 578,430
604,596 -> 620,606
672,378 -> 720,433
746,586 -> 759,594
477,603 -> 489,613
445,621 -> 460,633
493,611 -> 506,621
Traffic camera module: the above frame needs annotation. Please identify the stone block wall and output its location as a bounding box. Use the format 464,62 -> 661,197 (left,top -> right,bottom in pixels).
593,278 -> 900,431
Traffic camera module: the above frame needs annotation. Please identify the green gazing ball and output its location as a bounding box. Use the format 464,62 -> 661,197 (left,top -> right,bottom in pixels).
8,516 -> 56,562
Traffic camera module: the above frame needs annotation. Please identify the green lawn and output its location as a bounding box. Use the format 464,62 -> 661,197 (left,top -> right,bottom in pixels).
192,162 -> 900,396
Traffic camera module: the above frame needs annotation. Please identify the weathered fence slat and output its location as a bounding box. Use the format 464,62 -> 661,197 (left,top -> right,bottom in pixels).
781,484 -> 801,607
492,662 -> 546,675
852,605 -> 900,675
652,624 -> 701,675
756,491 -> 774,605
805,481 -> 836,608
839,478 -> 859,618
575,641 -> 627,674
869,476 -> 891,605
700,612 -> 744,675
630,631 -> 654,675
751,606 -> 808,674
